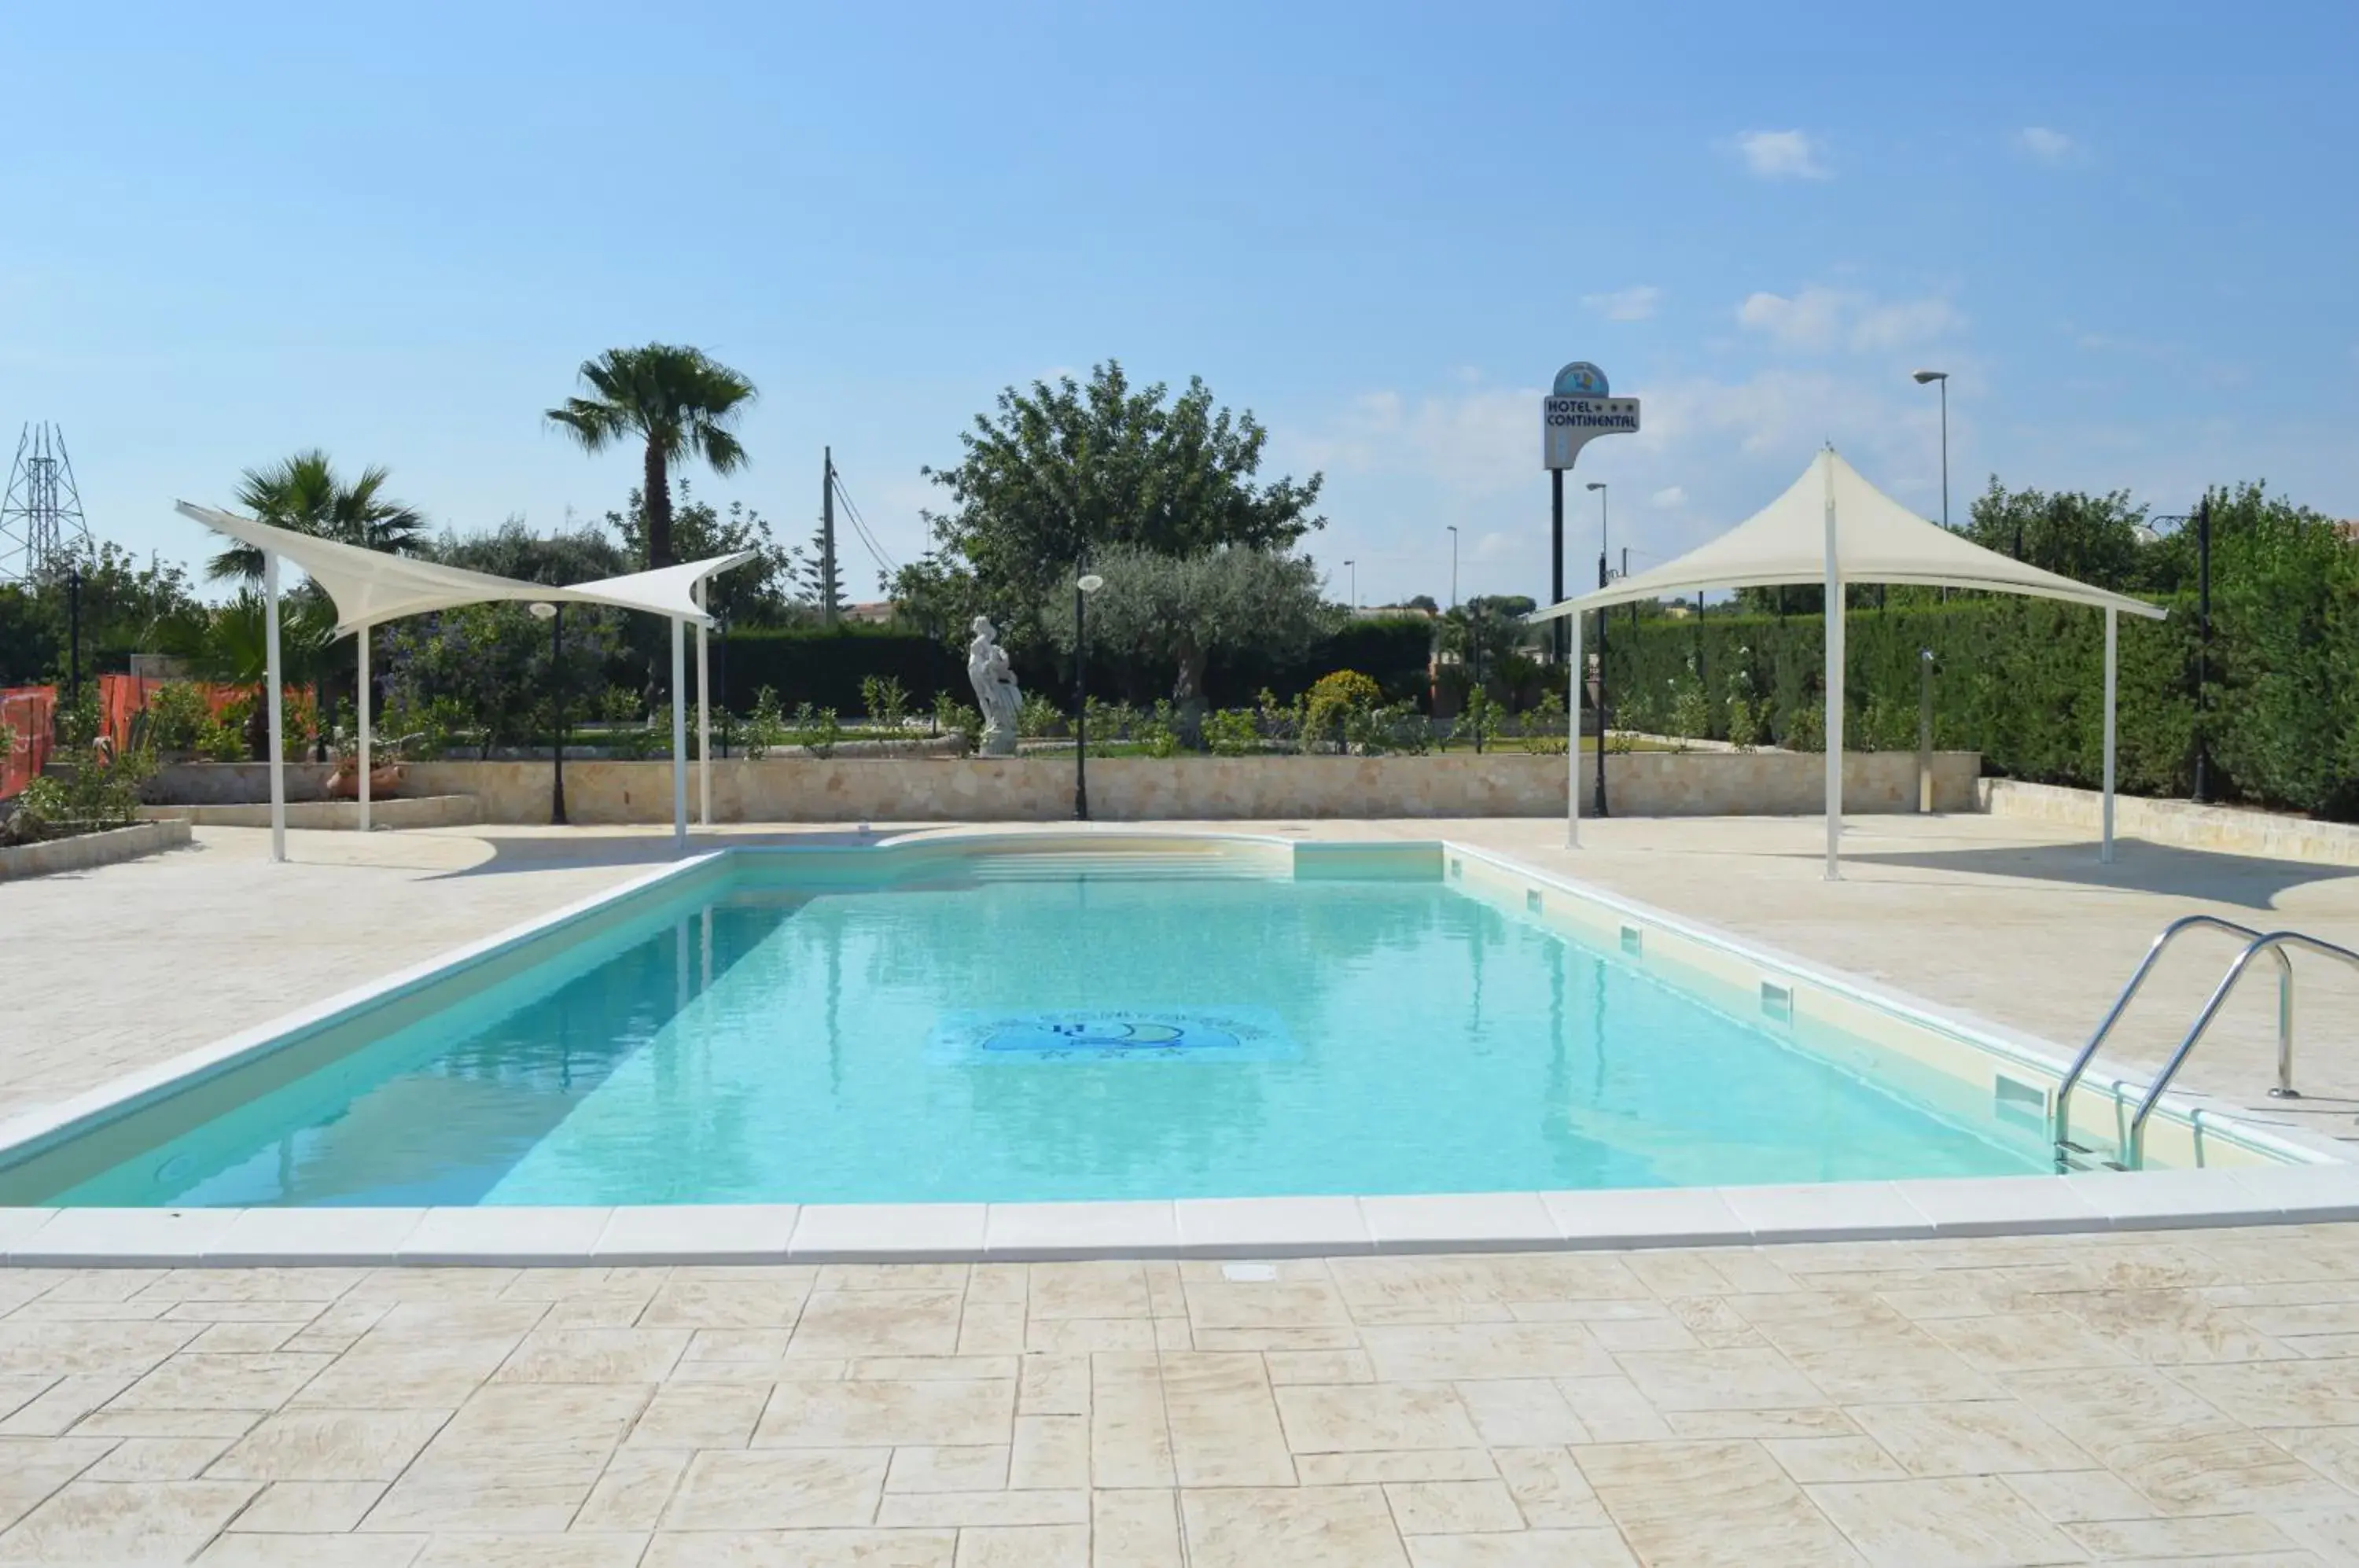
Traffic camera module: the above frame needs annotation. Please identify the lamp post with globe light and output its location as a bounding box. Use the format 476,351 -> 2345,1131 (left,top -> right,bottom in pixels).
1074,572 -> 1104,821
1912,370 -> 1950,528
1587,482 -> 1610,818
529,602 -> 566,826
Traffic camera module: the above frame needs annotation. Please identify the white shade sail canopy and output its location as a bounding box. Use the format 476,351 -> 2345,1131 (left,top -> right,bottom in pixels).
174,502 -> 739,631
177,500 -> 754,858
176,502 -> 611,633
569,552 -> 757,622
1527,450 -> 2165,623
1528,448 -> 2162,875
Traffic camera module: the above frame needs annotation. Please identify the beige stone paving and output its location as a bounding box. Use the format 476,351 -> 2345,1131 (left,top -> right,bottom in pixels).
9,812 -> 2359,1558
0,1238 -> 2353,1562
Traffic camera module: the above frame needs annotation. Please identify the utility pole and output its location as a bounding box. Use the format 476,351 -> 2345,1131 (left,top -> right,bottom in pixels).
821,447 -> 840,628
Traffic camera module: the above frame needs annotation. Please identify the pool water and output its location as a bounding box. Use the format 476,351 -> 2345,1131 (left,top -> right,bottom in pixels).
43,856 -> 2050,1206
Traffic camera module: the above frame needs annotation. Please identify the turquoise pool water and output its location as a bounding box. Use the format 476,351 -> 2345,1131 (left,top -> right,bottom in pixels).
35,853 -> 2049,1205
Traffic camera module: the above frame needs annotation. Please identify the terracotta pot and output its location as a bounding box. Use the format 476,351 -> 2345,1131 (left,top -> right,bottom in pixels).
326,762 -> 405,800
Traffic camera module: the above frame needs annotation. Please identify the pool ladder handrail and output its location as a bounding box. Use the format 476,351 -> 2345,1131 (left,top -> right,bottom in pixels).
2052,915 -> 2295,1167
2125,928 -> 2359,1168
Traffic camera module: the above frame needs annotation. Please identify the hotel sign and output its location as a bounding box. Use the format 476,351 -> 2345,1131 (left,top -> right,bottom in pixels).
1543,362 -> 1640,469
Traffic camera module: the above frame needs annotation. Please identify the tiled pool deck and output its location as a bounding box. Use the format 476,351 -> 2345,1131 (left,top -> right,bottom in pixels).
4,813 -> 2359,1561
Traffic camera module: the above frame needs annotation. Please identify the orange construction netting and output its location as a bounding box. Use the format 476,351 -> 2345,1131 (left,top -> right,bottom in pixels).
1,687 -> 55,800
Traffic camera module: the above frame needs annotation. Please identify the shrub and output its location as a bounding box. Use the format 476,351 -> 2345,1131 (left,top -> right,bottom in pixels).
742,687 -> 790,759
12,705 -> 154,837
1725,660 -> 1767,751
144,681 -> 212,753
1202,708 -> 1260,756
1352,700 -> 1433,756
1451,686 -> 1501,751
859,673 -> 909,729
1303,670 -> 1382,749
789,702 -> 843,758
1018,691 -> 1063,738
1526,690 -> 1570,756
1666,662 -> 1713,747
1782,698 -> 1824,753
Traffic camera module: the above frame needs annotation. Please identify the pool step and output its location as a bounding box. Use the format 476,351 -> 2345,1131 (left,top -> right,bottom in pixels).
967,849 -> 1278,882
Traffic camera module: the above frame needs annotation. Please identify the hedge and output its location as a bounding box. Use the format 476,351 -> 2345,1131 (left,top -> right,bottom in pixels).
713,616 -> 1437,717
1596,583 -> 2359,819
715,628 -> 962,716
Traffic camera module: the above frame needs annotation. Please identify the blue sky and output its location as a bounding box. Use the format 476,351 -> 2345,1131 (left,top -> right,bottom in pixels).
9,2 -> 2355,607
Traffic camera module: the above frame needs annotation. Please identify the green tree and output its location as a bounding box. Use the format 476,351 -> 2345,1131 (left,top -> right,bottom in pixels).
207,451 -> 426,583
0,542 -> 205,685
1962,480 -> 2150,589
547,344 -> 757,571
1039,545 -> 1327,734
391,520 -> 635,751
915,361 -> 1324,641
1438,595 -> 1536,702
167,590 -> 340,757
602,481 -> 797,624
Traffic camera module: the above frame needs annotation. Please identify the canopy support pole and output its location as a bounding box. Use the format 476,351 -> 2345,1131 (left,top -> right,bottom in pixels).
2102,605 -> 2118,864
695,585 -> 712,827
671,617 -> 689,854
264,550 -> 286,864
357,626 -> 371,834
1566,605 -> 1582,848
1822,455 -> 1843,881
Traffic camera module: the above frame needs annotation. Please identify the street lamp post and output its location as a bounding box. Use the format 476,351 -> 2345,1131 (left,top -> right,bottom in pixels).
531,603 -> 567,825
65,565 -> 82,713
1586,481 -> 1609,817
1912,370 -> 1950,528
1344,559 -> 1356,612
1445,526 -> 1459,608
530,602 -> 566,826
2147,508 -> 2214,804
2195,495 -> 2214,803
1074,571 -> 1104,820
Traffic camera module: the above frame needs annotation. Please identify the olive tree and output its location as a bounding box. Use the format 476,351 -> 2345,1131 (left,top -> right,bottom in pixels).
1040,544 -> 1327,737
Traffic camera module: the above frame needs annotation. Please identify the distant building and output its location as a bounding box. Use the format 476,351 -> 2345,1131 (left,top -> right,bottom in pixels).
844,600 -> 897,625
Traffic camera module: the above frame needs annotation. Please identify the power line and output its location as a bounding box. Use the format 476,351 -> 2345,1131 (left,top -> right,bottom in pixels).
828,469 -> 898,579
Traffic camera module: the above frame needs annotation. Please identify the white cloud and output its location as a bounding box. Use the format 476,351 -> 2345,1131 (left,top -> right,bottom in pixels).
1737,288 -> 1963,352
1286,386 -> 1533,491
2015,127 -> 2077,164
1736,288 -> 1847,350
1583,285 -> 1662,322
1733,129 -> 1831,181
1850,296 -> 1966,351
1649,486 -> 1687,509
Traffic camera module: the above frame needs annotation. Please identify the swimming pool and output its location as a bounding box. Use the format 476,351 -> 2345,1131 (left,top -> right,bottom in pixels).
0,834 -> 2302,1216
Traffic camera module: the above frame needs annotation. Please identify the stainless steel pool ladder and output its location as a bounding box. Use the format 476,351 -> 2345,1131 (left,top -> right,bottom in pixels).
2055,914 -> 2359,1169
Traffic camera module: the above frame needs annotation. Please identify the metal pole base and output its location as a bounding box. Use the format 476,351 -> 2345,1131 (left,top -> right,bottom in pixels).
2267,1087 -> 2303,1099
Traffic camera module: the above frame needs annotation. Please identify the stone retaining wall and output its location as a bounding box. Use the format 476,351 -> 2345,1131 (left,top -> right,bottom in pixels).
0,819 -> 192,881
136,797 -> 482,832
405,750 -> 1982,825
145,762 -> 337,804
1982,778 -> 2359,866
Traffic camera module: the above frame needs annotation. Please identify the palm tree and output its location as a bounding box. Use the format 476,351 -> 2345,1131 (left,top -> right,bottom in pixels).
545,344 -> 756,569
208,451 -> 428,582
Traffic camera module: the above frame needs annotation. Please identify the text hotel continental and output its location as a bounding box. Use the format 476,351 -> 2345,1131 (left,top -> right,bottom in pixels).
1544,397 -> 1640,430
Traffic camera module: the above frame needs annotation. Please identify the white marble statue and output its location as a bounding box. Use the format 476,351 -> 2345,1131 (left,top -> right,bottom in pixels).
967,615 -> 1022,756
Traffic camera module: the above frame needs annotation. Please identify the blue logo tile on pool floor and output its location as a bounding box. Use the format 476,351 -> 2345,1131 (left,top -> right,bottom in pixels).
929,1007 -> 1298,1064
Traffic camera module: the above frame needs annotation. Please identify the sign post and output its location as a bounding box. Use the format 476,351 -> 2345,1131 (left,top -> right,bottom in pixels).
1542,363 -> 1639,814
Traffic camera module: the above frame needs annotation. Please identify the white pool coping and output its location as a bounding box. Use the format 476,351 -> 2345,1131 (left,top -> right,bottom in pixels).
7,1166 -> 2359,1266
3,828 -> 2353,1268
